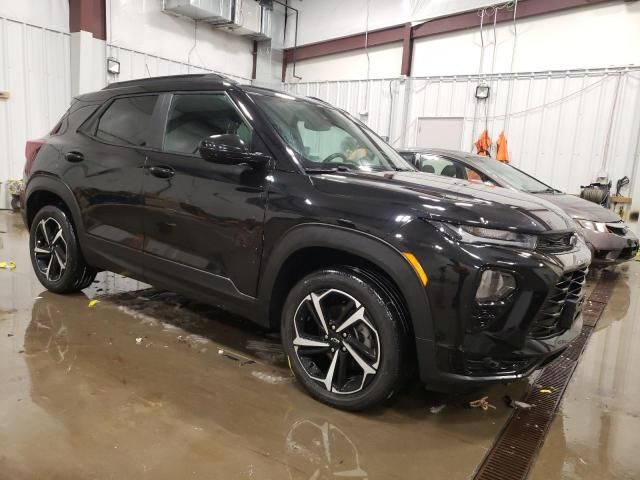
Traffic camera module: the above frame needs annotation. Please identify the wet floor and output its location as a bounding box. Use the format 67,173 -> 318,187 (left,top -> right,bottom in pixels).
0,210 -> 638,480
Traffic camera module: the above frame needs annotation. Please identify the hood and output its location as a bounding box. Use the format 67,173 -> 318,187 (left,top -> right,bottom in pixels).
312,170 -> 575,234
535,193 -> 621,223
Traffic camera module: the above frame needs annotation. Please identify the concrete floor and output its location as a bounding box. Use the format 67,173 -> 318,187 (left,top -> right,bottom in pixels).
0,210 -> 638,480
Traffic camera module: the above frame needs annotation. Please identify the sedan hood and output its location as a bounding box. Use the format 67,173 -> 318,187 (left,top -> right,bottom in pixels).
312,170 -> 575,234
535,193 -> 621,223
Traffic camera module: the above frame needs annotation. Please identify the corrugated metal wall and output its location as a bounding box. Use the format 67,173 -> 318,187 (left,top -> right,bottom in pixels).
285,67 -> 640,196
0,16 -> 71,208
106,44 -> 251,85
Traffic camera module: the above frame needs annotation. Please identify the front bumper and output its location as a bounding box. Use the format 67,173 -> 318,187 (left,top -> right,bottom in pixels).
581,227 -> 639,265
395,221 -> 592,391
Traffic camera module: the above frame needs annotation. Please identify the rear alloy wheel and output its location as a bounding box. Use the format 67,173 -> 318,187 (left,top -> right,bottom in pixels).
282,269 -> 404,411
33,217 -> 68,282
29,206 -> 97,293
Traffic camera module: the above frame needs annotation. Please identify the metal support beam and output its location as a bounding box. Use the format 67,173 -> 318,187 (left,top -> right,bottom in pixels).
282,0 -> 613,81
400,23 -> 412,76
69,0 -> 106,40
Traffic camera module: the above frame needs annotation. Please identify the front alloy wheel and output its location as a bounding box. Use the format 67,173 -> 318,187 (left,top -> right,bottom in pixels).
293,289 -> 380,395
282,268 -> 404,411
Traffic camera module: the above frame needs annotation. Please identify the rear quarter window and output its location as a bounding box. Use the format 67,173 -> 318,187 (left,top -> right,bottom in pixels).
93,95 -> 159,147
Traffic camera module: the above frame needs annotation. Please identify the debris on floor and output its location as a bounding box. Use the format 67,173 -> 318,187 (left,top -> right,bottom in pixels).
539,388 -> 553,394
430,404 -> 446,414
468,396 -> 496,411
88,299 -> 99,308
251,370 -> 292,385
503,395 -> 533,409
0,260 -> 16,270
135,337 -> 143,345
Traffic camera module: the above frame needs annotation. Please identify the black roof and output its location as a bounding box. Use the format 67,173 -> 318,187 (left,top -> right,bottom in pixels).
77,73 -> 320,105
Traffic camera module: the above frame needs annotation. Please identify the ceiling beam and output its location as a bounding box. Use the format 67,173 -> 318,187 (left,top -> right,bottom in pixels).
282,0 -> 614,81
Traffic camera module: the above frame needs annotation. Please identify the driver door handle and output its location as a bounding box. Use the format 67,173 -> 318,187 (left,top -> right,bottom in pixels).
147,165 -> 175,178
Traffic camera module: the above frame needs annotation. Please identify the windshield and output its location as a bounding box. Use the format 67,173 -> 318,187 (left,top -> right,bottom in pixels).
472,156 -> 557,193
250,92 -> 414,172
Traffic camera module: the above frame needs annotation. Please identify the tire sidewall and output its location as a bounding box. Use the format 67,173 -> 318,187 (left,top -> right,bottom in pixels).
281,268 -> 403,411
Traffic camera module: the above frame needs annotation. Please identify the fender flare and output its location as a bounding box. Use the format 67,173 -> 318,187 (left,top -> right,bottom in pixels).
257,223 -> 434,341
24,174 -> 85,237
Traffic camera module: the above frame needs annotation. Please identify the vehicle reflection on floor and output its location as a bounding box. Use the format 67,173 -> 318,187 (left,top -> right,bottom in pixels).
4,211 -> 638,480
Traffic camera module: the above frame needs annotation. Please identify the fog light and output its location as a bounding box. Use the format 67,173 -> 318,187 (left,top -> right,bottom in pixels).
476,270 -> 516,303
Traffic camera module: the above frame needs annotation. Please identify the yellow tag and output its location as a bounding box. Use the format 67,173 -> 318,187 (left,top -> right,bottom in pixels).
7,261 -> 16,270
540,388 -> 553,394
0,262 -> 6,268
88,299 -> 99,308
287,355 -> 295,377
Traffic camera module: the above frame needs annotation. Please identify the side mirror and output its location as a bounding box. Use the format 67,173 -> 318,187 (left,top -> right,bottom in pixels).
199,134 -> 270,169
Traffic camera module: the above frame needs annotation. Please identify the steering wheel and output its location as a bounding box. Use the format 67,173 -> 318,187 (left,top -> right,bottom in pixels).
322,152 -> 348,164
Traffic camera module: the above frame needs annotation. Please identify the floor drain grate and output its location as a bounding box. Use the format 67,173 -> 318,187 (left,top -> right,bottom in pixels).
472,271 -> 618,480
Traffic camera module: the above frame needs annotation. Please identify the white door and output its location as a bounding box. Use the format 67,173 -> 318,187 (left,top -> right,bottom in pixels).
415,117 -> 464,150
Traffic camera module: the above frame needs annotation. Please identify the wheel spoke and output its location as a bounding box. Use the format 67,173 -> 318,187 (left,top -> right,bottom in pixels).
343,341 -> 376,376
50,228 -> 63,247
323,350 -> 340,392
335,351 -> 348,390
34,246 -> 49,255
293,336 -> 330,348
45,255 -> 54,281
336,306 -> 365,333
304,299 -> 328,335
54,248 -> 66,271
310,292 -> 329,334
38,220 -> 50,245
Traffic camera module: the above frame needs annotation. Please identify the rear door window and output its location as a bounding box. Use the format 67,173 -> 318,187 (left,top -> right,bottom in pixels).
95,95 -> 159,147
163,93 -> 252,155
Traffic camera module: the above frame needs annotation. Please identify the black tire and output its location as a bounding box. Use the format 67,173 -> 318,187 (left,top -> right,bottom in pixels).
281,268 -> 405,411
29,205 -> 97,293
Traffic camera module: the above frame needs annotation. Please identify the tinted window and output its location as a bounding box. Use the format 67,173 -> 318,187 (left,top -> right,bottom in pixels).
163,94 -> 252,155
418,154 -> 465,178
95,95 -> 158,147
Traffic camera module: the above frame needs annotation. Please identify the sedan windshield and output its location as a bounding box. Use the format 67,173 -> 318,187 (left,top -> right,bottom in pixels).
250,92 -> 414,172
473,156 -> 557,193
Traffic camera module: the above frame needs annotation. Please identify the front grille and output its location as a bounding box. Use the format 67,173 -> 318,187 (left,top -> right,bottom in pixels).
606,222 -> 627,236
536,232 -> 575,253
529,268 -> 587,338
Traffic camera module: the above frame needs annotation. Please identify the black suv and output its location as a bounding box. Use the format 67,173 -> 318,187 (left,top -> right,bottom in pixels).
23,74 -> 591,410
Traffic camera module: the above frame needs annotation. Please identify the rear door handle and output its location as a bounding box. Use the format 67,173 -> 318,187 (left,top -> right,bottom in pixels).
148,165 -> 175,178
64,151 -> 84,162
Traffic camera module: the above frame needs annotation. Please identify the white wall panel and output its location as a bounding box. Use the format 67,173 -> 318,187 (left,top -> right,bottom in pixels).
285,67 -> 640,202
0,0 -> 69,32
0,17 -> 70,209
106,44 -> 251,85
107,0 -> 254,81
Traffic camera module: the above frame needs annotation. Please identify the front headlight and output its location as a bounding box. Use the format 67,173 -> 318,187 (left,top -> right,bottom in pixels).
576,219 -> 608,233
431,221 -> 537,249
